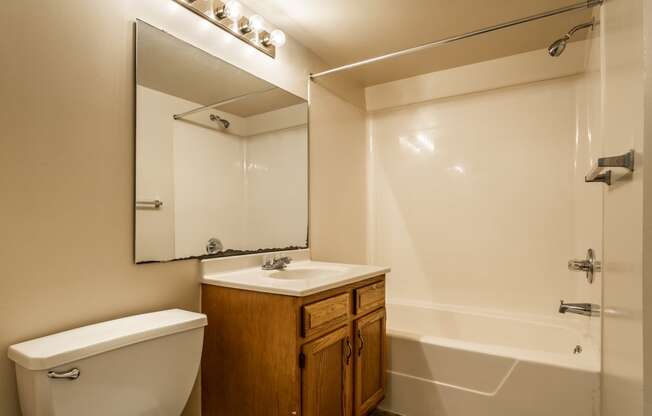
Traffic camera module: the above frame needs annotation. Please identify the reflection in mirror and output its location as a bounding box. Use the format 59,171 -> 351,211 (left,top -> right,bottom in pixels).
135,21 -> 308,263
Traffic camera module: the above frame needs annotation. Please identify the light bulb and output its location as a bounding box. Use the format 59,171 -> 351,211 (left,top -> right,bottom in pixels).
269,30 -> 286,47
248,15 -> 265,32
224,1 -> 241,19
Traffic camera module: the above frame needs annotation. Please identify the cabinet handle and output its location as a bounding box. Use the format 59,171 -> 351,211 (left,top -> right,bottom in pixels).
357,329 -> 364,356
345,336 -> 352,365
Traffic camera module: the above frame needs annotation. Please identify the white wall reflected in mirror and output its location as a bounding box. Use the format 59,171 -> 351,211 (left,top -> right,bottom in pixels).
135,21 -> 308,263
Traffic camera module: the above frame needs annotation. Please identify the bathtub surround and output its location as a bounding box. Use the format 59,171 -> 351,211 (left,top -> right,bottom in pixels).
362,42 -> 604,414
366,44 -> 601,321
362,1 -> 652,414
600,0 -> 647,414
136,83 -> 309,262
0,1 -> 367,415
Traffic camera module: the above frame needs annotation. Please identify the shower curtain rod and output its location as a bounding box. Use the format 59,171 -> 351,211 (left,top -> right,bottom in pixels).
172,87 -> 277,120
310,0 -> 603,79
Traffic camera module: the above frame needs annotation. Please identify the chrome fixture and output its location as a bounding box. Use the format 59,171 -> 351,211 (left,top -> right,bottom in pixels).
262,255 -> 292,270
548,18 -> 596,57
568,248 -> 600,283
206,238 -> 223,255
585,150 -> 635,185
238,16 -> 253,34
263,30 -> 287,48
213,0 -> 241,20
172,0 -> 286,58
209,114 -> 230,129
311,0 -> 604,79
559,300 -> 600,317
47,368 -> 80,380
136,199 -> 163,209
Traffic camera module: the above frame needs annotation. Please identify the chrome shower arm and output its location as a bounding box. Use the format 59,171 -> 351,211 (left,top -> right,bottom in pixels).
568,20 -> 596,37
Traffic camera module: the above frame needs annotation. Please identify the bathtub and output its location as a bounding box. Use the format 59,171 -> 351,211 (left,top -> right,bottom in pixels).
380,302 -> 600,416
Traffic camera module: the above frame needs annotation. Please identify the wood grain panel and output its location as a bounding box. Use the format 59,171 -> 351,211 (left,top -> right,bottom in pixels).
354,308 -> 386,416
201,274 -> 386,415
302,326 -> 352,416
303,293 -> 350,337
201,284 -> 301,416
355,282 -> 385,316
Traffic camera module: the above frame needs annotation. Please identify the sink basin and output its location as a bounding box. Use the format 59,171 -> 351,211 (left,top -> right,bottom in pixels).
201,260 -> 390,296
267,266 -> 347,280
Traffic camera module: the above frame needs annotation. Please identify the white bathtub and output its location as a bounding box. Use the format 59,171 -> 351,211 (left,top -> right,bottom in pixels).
380,302 -> 600,416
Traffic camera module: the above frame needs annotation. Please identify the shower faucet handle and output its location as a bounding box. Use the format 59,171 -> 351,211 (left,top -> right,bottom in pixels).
568,248 -> 600,284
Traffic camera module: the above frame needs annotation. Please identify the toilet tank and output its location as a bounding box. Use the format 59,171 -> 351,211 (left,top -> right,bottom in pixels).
8,309 -> 207,416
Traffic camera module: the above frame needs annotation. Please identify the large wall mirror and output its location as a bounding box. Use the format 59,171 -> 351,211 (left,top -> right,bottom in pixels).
135,21 -> 308,263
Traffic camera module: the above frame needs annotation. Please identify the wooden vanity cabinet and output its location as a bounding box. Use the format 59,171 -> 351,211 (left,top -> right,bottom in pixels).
301,326 -> 352,416
353,308 -> 386,416
201,275 -> 386,416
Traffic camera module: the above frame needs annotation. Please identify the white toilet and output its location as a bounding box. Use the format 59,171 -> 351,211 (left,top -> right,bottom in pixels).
8,309 -> 207,416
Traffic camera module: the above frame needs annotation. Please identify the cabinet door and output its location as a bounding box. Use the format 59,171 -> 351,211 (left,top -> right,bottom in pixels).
353,308 -> 386,416
302,326 -> 353,416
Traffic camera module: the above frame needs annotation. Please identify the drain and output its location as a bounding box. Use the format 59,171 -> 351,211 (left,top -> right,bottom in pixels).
573,345 -> 583,354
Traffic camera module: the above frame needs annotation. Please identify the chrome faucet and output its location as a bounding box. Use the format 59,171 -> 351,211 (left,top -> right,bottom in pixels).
262,255 -> 292,270
567,248 -> 600,283
558,300 -> 600,317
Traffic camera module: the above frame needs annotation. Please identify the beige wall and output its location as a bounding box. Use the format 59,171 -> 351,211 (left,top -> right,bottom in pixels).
309,82 -> 368,264
0,1 -> 366,415
645,1 -> 652,413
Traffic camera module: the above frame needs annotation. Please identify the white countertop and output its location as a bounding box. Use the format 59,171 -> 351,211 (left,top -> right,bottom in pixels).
201,260 -> 390,296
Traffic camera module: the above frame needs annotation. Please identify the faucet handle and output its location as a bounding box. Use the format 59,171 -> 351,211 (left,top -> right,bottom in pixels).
275,255 -> 292,265
262,254 -> 274,266
567,248 -> 600,283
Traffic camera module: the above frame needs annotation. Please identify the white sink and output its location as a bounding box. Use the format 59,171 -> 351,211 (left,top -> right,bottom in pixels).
267,264 -> 348,280
201,260 -> 389,296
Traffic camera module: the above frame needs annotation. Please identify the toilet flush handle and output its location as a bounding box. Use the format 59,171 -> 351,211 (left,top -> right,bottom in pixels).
47,368 -> 80,380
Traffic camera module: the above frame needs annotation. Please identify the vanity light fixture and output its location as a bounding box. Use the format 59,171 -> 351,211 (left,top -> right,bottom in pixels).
238,16 -> 253,34
214,0 -> 241,20
264,29 -> 287,47
248,15 -> 265,32
173,0 -> 285,58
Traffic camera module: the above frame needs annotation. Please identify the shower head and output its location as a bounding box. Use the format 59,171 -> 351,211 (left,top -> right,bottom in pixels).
548,35 -> 570,57
548,19 -> 596,57
209,114 -> 230,129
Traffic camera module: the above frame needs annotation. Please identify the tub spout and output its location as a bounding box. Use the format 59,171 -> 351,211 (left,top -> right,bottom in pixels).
559,300 -> 600,317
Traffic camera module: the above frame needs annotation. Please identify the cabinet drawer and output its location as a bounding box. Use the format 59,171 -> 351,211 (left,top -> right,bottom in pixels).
302,294 -> 350,337
355,281 -> 385,315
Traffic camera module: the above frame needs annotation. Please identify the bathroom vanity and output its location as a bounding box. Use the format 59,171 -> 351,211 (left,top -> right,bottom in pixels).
201,261 -> 389,416
135,19 -> 387,416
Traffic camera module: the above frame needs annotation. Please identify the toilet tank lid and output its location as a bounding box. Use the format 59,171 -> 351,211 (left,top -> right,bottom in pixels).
7,309 -> 207,371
